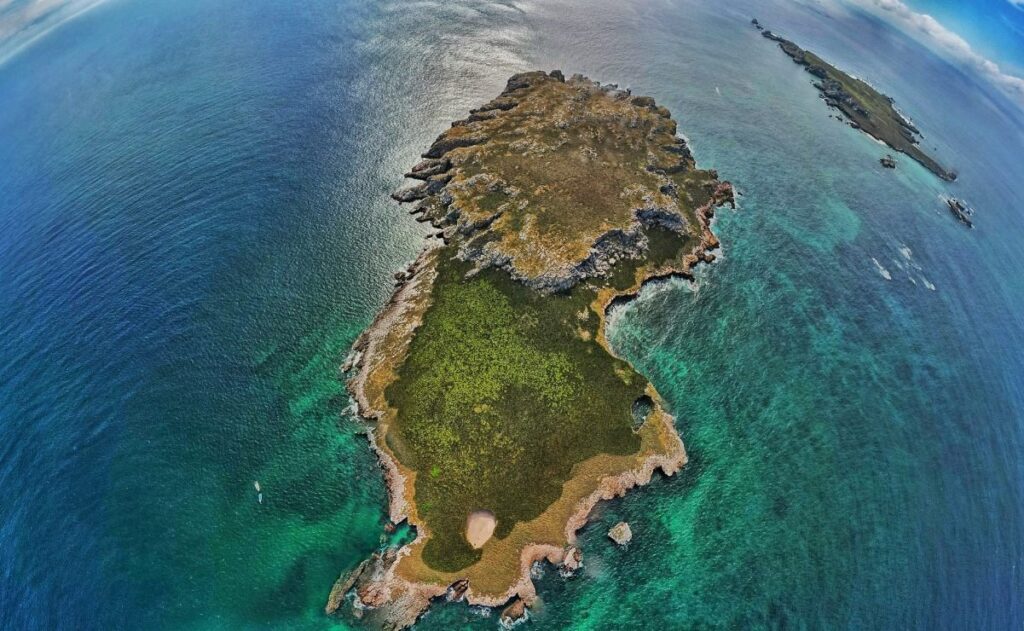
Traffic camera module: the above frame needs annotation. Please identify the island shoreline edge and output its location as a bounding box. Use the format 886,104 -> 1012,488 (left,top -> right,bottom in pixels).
332,175 -> 734,625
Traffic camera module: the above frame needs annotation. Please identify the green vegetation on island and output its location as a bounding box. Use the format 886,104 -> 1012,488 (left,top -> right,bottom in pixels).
333,71 -> 733,628
385,252 -> 644,572
752,18 -> 956,181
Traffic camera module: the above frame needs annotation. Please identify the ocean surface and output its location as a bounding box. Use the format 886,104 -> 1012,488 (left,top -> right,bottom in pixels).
1,0 -> 1022,629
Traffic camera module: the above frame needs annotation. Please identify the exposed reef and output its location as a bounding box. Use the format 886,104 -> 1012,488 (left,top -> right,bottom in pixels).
608,521 -> 633,546
755,20 -> 957,182
946,197 -> 974,228
333,71 -> 734,628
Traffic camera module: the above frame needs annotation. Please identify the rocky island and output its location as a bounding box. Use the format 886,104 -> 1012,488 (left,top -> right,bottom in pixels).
753,19 -> 956,182
331,70 -> 734,628
946,197 -> 974,228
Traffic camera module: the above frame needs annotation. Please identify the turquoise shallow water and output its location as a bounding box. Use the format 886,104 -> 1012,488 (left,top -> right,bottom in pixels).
1,0 -> 1022,629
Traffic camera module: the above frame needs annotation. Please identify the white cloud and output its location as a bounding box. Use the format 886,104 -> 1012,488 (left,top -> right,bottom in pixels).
850,0 -> 1024,104
0,0 -> 106,65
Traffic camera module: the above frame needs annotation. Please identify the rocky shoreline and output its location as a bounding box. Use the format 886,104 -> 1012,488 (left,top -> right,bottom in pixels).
593,179 -> 734,353
343,243 -> 441,527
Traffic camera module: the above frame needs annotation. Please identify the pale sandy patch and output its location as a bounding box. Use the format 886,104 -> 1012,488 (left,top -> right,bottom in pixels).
466,510 -> 497,548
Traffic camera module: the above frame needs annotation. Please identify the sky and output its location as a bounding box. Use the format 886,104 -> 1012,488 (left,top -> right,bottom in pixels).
0,0 -> 1022,105
903,0 -> 1024,74
839,0 -> 1024,104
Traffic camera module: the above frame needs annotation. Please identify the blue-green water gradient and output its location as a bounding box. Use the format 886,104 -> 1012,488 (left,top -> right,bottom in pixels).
0,0 -> 1021,629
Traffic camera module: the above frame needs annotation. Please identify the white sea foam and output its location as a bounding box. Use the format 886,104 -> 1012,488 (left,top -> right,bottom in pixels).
872,257 -> 892,280
898,243 -> 922,270
470,606 -> 492,618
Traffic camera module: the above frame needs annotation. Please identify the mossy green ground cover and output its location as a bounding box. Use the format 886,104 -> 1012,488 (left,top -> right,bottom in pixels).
385,249 -> 648,572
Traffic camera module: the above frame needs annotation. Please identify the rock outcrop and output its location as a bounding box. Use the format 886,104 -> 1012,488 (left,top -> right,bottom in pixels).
560,546 -> 583,576
500,598 -> 527,627
325,559 -> 369,615
608,521 -> 633,546
946,197 -> 974,228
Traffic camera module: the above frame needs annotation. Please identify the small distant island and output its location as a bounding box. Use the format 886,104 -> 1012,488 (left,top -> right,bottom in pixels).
752,18 -> 957,182
329,70 -> 733,627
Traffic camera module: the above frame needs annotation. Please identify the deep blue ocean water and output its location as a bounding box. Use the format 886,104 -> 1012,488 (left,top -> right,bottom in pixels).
1,0 -> 1022,629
